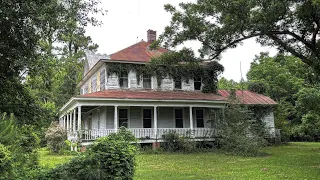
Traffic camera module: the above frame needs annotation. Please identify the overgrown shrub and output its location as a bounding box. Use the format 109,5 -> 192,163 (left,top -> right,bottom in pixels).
161,130 -> 196,152
0,113 -> 40,179
212,104 -> 267,156
38,128 -> 137,180
45,121 -> 67,153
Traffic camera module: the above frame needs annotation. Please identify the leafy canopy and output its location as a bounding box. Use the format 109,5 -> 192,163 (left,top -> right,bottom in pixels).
160,0 -> 320,73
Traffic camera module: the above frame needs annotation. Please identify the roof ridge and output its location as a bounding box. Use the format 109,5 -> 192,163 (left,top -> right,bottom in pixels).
110,40 -> 147,56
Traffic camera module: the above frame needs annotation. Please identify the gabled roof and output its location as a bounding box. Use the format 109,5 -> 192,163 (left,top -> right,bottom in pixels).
110,41 -> 168,62
79,89 -> 227,102
218,90 -> 277,105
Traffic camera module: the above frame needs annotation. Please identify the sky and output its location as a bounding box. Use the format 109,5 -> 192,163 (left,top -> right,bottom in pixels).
85,0 -> 278,82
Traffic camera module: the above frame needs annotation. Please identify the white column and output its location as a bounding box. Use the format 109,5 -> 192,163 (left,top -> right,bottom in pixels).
114,105 -> 118,132
189,106 -> 193,129
154,106 -> 158,138
63,116 -> 66,130
73,109 -> 76,131
66,113 -> 69,131
78,106 -> 82,131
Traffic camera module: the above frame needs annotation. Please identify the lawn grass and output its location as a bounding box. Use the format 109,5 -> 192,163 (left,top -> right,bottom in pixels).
135,142 -> 320,180
38,148 -> 74,168
39,142 -> 320,179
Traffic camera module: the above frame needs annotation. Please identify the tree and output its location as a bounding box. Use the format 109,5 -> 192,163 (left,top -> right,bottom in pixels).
159,0 -> 320,74
218,77 -> 247,90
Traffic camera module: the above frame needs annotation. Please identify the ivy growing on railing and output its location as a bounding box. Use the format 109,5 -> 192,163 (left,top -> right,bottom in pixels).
107,48 -> 224,93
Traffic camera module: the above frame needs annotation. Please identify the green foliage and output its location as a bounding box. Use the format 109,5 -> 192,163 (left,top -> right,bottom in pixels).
160,0 -> 320,74
0,144 -> 13,179
161,130 -> 196,152
39,129 -> 137,180
248,82 -> 267,94
45,122 -> 67,154
218,77 -> 247,90
212,105 -> 267,156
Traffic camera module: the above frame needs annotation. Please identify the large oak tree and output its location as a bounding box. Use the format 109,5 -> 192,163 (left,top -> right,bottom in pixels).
159,0 -> 320,73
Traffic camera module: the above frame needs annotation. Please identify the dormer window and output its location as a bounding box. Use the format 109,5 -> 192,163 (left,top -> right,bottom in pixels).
174,77 -> 182,90
194,77 -> 202,90
119,71 -> 128,88
143,74 -> 151,89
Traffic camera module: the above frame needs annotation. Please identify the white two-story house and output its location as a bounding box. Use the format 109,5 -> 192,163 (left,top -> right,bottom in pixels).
59,30 -> 277,145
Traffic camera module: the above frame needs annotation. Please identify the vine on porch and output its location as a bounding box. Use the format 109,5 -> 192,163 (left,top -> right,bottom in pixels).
107,48 -> 224,93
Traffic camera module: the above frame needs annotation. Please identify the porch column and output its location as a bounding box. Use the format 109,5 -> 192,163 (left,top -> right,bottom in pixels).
114,105 -> 118,132
66,112 -> 69,131
78,106 -> 82,131
73,109 -> 76,131
154,106 -> 158,138
63,116 -> 66,130
189,106 -> 193,129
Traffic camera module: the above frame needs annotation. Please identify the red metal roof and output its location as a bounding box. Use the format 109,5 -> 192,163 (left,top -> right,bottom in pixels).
110,41 -> 168,62
218,90 -> 277,105
79,90 -> 227,102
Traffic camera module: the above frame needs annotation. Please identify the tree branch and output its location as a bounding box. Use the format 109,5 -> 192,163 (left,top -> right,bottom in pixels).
267,34 -> 312,65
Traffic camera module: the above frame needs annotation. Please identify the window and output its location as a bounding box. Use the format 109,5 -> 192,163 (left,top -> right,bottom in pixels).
83,84 -> 88,94
143,109 -> 152,128
143,74 -> 152,89
91,76 -> 97,92
175,109 -> 183,128
174,77 -> 182,90
119,109 -> 128,128
100,69 -> 106,90
119,71 -> 128,88
196,109 -> 204,128
194,77 -> 202,90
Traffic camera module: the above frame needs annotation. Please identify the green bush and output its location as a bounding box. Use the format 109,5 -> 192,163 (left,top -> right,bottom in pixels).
39,128 -> 137,180
212,104 -> 267,156
0,144 -> 13,179
45,121 -> 67,153
162,130 -> 196,152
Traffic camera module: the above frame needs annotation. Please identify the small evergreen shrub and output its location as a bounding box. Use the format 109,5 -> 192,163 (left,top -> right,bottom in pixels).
39,128 -> 137,180
45,121 -> 67,153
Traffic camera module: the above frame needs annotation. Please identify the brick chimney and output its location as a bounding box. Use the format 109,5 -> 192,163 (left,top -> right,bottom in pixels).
147,29 -> 156,43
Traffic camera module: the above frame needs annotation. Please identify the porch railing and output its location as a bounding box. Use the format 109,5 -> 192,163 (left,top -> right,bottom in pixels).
75,128 -> 216,141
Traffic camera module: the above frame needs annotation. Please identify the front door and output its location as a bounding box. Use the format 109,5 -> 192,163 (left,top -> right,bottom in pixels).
143,109 -> 152,128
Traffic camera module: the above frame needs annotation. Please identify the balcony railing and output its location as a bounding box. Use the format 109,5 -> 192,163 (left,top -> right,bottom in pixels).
72,128 -> 216,141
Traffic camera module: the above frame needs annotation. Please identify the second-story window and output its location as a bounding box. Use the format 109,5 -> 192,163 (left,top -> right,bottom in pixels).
119,71 -> 128,88
91,76 -> 97,92
194,77 -> 202,90
143,74 -> 151,89
174,77 -> 182,90
100,69 -> 105,90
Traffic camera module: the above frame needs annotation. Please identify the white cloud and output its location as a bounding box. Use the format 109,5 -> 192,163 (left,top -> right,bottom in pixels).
85,0 -> 277,82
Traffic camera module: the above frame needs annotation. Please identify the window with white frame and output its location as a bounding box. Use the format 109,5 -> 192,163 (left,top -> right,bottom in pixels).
119,109 -> 128,128
174,77 -> 182,90
143,109 -> 152,128
196,109 -> 204,128
143,74 -> 152,89
100,69 -> 106,90
91,76 -> 97,92
194,77 -> 202,90
119,71 -> 128,88
175,109 -> 183,128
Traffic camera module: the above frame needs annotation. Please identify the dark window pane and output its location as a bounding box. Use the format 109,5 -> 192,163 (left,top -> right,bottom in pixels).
175,109 -> 183,118
196,109 -> 204,128
143,109 -> 152,118
176,119 -> 183,128
119,72 -> 128,88
174,77 -> 182,89
194,77 -> 202,90
196,109 -> 204,118
119,109 -> 127,118
143,119 -> 151,128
